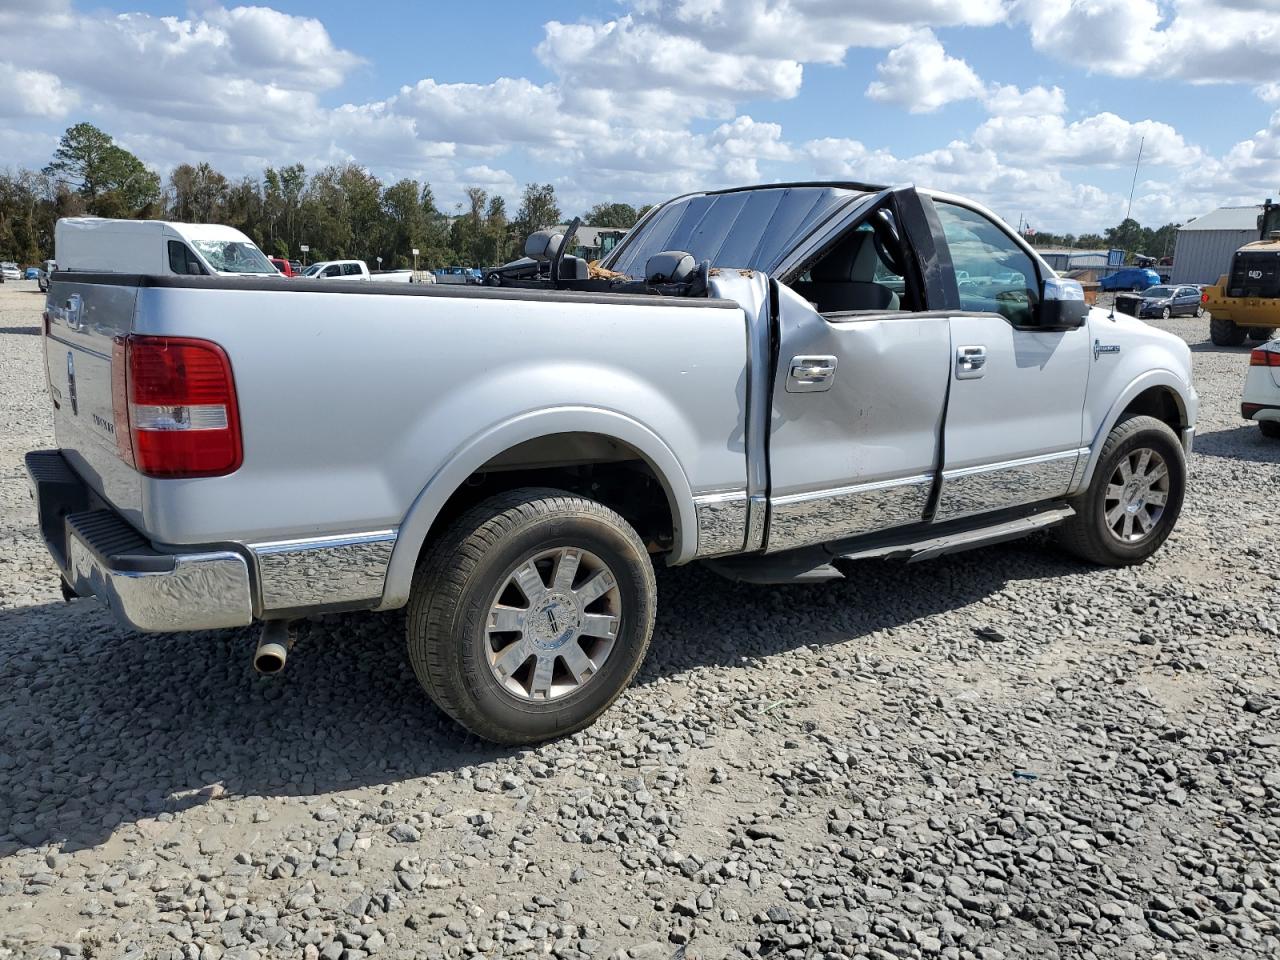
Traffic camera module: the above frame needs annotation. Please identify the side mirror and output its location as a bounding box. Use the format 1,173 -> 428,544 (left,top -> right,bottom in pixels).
1039,276 -> 1089,329
524,230 -> 563,262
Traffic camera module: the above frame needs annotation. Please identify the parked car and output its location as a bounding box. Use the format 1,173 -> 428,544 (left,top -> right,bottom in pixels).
28,181 -> 1197,744
268,257 -> 298,277
1243,339 -> 1280,438
301,259 -> 414,282
24,266 -> 40,280
289,260 -> 303,276
1114,284 -> 1203,319
1100,267 -> 1162,292
434,266 -> 483,285
0,261 -> 20,281
38,259 -> 55,293
54,218 -> 278,277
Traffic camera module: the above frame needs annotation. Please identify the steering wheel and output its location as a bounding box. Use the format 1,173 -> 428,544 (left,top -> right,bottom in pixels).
871,214 -> 905,277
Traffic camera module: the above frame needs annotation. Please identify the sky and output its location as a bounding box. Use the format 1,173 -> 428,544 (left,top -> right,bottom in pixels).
1,0 -> 1279,233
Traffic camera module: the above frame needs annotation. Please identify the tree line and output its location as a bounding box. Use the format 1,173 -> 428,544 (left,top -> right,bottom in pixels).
3,122 -> 1189,269
0,123 -> 648,268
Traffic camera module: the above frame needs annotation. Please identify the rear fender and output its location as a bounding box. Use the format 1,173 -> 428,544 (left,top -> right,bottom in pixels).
375,407 -> 697,610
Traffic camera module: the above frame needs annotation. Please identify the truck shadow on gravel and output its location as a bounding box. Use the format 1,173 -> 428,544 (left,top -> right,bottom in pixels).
1192,425 -> 1280,465
0,538 -> 1079,854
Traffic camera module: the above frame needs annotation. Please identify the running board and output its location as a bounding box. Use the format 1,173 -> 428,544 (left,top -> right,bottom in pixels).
835,505 -> 1075,565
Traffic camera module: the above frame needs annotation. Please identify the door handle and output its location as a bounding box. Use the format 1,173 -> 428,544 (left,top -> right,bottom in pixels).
786,355 -> 838,393
956,345 -> 986,380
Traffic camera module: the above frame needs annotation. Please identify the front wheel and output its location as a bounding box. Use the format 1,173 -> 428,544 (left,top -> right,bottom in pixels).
1261,421 -> 1280,440
1161,306 -> 1171,320
1057,415 -> 1186,566
1210,316 -> 1248,346
406,487 -> 656,744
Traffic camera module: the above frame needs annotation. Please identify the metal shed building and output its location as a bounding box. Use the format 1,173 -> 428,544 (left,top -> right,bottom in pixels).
1172,205 -> 1262,284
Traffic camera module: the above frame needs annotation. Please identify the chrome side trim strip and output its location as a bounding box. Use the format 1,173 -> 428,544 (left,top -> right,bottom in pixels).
934,448 -> 1086,522
250,530 -> 397,613
692,491 -> 750,559
767,474 -> 934,552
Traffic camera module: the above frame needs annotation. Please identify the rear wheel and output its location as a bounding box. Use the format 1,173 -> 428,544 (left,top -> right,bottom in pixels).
1260,421 -> 1280,440
1058,415 -> 1185,566
1248,326 -> 1277,342
406,487 -> 656,744
1210,317 -> 1248,346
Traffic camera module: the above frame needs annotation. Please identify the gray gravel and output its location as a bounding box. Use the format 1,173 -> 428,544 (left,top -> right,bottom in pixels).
1,277 -> 1278,960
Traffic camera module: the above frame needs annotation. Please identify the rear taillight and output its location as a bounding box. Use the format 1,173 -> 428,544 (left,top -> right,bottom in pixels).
1201,291 -> 1209,303
1250,348 -> 1280,367
110,335 -> 242,478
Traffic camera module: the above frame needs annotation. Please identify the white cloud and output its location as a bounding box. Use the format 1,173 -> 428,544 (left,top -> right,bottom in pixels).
0,62 -> 78,117
973,112 -> 1200,168
866,30 -> 985,113
1018,0 -> 1280,84
982,83 -> 1067,117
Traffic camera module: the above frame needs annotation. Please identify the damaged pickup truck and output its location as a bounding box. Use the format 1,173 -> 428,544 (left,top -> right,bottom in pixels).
29,182 -> 1197,743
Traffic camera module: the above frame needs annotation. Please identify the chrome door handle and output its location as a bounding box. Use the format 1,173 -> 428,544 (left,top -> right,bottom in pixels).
786,355 -> 838,393
956,345 -> 986,380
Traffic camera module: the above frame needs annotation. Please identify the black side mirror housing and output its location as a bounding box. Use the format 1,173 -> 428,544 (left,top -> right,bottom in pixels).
1039,276 -> 1089,329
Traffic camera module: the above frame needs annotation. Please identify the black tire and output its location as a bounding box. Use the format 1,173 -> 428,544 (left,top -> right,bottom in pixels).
1161,306 -> 1171,320
1248,326 -> 1277,342
1057,415 -> 1186,567
1210,316 -> 1248,346
1260,421 -> 1280,440
406,487 -> 656,744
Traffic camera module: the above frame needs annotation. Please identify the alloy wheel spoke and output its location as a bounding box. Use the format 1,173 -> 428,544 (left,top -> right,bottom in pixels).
1144,489 -> 1167,506
552,549 -> 581,591
1122,513 -> 1135,539
1106,503 -> 1127,528
1147,462 -> 1168,484
560,643 -> 596,683
1106,483 -> 1126,501
1135,508 -> 1155,533
529,655 -> 555,699
513,562 -> 548,604
575,569 -> 616,607
1134,449 -> 1151,478
490,640 -> 530,681
580,613 -> 620,639
488,605 -> 526,633
1117,458 -> 1133,482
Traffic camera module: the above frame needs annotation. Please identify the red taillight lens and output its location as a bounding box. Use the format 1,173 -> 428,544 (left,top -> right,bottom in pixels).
1201,292 -> 1209,303
1250,348 -> 1280,367
111,335 -> 242,478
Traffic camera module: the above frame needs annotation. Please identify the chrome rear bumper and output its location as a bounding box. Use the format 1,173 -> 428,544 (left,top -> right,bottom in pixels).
26,450 -> 254,632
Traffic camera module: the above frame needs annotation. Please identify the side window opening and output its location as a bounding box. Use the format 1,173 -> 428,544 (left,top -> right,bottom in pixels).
343,262 -> 362,276
933,202 -> 1039,326
167,240 -> 207,276
787,206 -> 921,315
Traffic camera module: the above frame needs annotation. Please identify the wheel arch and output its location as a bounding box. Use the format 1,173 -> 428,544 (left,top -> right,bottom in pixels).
1076,372 -> 1192,491
376,407 -> 698,610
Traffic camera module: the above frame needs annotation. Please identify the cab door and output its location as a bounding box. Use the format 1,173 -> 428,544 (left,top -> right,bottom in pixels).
927,197 -> 1090,522
765,189 -> 954,552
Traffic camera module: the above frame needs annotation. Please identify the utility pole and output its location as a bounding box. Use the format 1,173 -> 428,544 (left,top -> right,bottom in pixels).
1125,136 -> 1145,224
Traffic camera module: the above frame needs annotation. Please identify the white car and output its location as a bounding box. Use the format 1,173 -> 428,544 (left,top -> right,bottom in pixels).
1243,339 -> 1280,439
0,261 -> 21,281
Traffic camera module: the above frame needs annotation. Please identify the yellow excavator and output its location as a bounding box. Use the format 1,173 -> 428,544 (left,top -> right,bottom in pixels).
1203,200 -> 1280,345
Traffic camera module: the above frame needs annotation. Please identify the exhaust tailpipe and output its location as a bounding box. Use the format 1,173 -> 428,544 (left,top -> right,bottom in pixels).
254,619 -> 294,675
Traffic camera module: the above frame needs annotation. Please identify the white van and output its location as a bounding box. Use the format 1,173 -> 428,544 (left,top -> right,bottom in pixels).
54,218 -> 279,278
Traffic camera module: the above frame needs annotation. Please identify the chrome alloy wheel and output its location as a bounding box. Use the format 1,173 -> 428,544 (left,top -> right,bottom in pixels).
1104,447 -> 1170,543
485,547 -> 621,701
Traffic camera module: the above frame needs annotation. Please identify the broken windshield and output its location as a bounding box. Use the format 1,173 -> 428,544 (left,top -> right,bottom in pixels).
191,240 -> 276,275
602,186 -> 870,279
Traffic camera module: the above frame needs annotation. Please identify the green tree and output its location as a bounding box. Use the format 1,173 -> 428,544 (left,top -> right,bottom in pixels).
43,122 -> 160,215
168,162 -> 229,222
581,202 -> 638,228
511,183 -> 561,258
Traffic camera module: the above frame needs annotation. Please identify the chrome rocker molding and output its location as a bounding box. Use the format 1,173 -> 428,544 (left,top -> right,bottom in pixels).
933,448 -> 1088,523
692,491 -> 750,558
67,533 -> 253,633
250,530 -> 398,615
767,474 -> 934,552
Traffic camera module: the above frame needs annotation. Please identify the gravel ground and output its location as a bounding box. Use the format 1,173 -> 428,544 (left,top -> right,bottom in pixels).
1,278 -> 1277,960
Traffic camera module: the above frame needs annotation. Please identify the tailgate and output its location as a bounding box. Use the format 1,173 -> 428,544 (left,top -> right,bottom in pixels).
44,278 -> 144,522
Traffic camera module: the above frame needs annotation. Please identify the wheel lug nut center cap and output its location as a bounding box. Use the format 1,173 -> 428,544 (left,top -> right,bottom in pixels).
528,592 -> 581,650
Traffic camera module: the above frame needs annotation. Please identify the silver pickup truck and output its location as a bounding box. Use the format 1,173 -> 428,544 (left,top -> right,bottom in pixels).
29,182 -> 1197,744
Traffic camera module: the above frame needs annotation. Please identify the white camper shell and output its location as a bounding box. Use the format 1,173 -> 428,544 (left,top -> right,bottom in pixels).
54,218 -> 278,278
